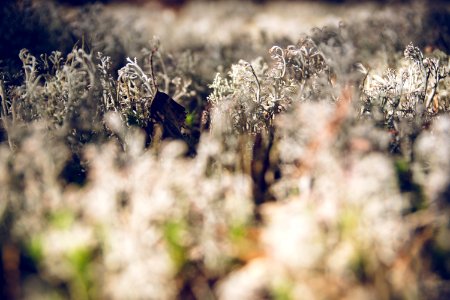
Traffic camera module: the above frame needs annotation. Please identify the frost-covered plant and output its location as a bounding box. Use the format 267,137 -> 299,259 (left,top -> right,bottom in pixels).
268,37 -> 330,101
0,40 -> 193,155
13,47 -> 98,126
362,43 -> 449,127
116,56 -> 157,127
141,45 -> 197,103
208,37 -> 332,135
97,51 -> 117,111
209,58 -> 268,134
115,40 -> 194,132
359,43 -> 449,156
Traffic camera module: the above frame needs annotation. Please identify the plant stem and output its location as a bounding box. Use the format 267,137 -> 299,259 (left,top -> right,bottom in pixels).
248,64 -> 261,104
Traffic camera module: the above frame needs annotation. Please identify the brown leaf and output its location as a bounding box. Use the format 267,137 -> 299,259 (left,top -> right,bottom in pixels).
149,91 -> 186,140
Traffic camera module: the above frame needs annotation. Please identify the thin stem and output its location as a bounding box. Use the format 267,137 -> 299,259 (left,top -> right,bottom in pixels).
279,49 -> 286,78
248,63 -> 261,104
0,80 -> 14,150
423,69 -> 431,106
0,80 -> 7,118
425,60 -> 441,109
149,50 -> 158,93
156,52 -> 170,93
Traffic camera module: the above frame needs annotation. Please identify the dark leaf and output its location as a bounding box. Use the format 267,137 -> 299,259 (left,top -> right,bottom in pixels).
149,91 -> 187,140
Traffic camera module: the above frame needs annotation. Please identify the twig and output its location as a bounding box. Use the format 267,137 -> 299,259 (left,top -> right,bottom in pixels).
0,79 -> 14,150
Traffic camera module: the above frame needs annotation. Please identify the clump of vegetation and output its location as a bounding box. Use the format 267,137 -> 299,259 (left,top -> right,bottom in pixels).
1,1 -> 450,299
208,36 -> 333,135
